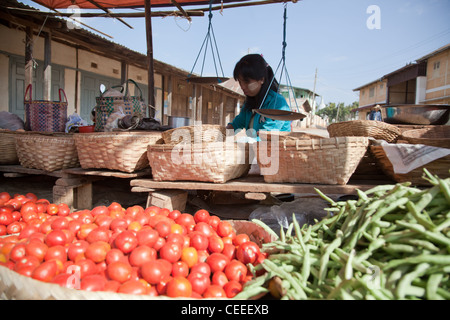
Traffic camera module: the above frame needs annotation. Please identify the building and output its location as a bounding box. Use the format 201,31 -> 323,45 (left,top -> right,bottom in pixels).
352,43 -> 450,120
0,0 -> 244,127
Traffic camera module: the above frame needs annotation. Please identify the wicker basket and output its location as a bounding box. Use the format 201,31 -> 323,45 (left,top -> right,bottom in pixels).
259,130 -> 325,141
370,145 -> 450,186
147,141 -> 250,183
161,125 -> 227,144
400,126 -> 450,149
327,120 -> 401,143
0,130 -> 21,164
15,133 -> 79,172
74,131 -> 163,173
257,136 -> 369,185
0,220 -> 273,300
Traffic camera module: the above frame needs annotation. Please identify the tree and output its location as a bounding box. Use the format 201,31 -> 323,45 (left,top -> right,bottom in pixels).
317,101 -> 359,123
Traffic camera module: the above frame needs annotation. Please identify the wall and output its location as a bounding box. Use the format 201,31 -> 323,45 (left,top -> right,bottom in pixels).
358,80 -> 387,107
425,49 -> 450,104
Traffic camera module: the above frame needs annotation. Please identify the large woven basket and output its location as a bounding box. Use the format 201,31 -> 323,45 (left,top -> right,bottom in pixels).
327,120 -> 401,143
15,133 -> 79,172
74,131 -> 163,173
257,136 -> 369,185
147,141 -> 250,183
161,125 -> 227,144
0,220 -> 273,300
400,126 -> 450,149
369,145 -> 450,186
0,130 -> 21,164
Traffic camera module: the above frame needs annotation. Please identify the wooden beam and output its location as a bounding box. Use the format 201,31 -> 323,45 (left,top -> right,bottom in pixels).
25,26 -> 33,91
145,0 -> 156,118
43,31 -> 51,100
170,0 -> 192,21
85,0 -> 134,29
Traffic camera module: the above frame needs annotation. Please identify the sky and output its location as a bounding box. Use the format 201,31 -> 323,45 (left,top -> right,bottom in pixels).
20,0 -> 450,107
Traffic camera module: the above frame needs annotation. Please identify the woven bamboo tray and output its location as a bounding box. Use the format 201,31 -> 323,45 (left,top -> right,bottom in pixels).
327,120 -> 401,143
161,125 -> 226,144
257,136 -> 369,185
15,133 -> 79,172
0,220 -> 273,300
0,130 -> 21,164
74,131 -> 163,173
259,130 -> 325,141
400,126 -> 450,149
369,145 -> 450,186
147,142 -> 250,183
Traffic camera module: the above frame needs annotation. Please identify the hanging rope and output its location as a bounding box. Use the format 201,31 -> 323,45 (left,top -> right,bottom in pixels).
188,0 -> 225,82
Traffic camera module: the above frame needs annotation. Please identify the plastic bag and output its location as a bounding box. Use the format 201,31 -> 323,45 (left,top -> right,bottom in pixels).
249,197 -> 329,236
65,113 -> 88,133
104,107 -> 126,131
0,111 -> 25,131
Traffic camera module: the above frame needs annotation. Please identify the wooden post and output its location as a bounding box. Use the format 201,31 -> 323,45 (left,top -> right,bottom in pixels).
121,60 -> 128,85
25,26 -> 33,90
44,31 -> 52,100
144,0 -> 156,118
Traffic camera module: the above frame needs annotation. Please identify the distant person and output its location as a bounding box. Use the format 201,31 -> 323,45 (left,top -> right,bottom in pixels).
226,54 -> 291,135
369,105 -> 382,121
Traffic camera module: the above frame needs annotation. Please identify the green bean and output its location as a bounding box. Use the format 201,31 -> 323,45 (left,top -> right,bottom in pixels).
426,273 -> 444,300
396,220 -> 450,247
439,178 -> 450,203
396,263 -> 429,299
406,201 -> 436,230
262,259 -> 307,299
344,249 -> 355,280
314,187 -> 336,206
385,254 -> 450,270
396,238 -> 440,253
301,245 -> 311,286
251,219 -> 279,240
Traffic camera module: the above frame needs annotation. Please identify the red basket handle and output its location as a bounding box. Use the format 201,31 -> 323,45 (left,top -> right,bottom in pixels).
58,88 -> 68,103
24,84 -> 33,102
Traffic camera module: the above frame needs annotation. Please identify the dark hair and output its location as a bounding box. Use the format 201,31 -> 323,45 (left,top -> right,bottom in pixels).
233,54 -> 278,110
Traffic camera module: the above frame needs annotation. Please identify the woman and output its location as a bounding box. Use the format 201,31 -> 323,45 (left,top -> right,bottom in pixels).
226,54 -> 291,134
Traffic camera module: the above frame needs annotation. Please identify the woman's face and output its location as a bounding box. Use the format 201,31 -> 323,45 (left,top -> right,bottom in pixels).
237,77 -> 264,97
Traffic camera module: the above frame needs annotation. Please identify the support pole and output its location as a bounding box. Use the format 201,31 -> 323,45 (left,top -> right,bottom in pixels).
25,26 -> 33,91
145,0 -> 156,118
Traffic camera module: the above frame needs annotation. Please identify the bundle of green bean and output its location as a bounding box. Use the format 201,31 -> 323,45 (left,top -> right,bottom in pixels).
235,170 -> 450,300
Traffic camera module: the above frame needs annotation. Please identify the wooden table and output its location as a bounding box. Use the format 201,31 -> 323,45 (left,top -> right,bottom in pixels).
0,165 -> 151,209
130,175 -> 391,211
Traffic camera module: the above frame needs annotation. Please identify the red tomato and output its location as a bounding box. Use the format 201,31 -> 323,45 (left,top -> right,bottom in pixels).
181,247 -> 198,268
14,255 -> 40,272
90,205 -> 109,217
236,241 -> 260,265
45,230 -> 67,247
188,271 -> 211,295
105,248 -> 126,265
212,271 -> 229,288
136,227 -> 159,247
172,261 -> 189,278
46,204 -> 59,215
20,201 -> 37,217
67,240 -> 89,262
80,274 -> 107,291
141,260 -> 171,285
194,222 -> 215,238
118,279 -> 150,295
76,223 -> 97,241
57,203 -> 70,217
128,245 -> 156,267
19,225 -> 40,240
225,259 -> 247,282
125,205 -> 144,218
32,260 -> 58,282
104,280 -> 121,292
134,212 -> 150,227
85,227 -> 111,244
25,240 -> 48,262
168,210 -> 181,220
144,206 -> 160,216
94,214 -> 113,229
207,216 -> 221,231
217,221 -> 233,238
9,243 -> 26,262
7,222 -> 22,234
233,233 -> 250,246
175,213 -> 196,232
44,245 -> 67,263
67,220 -> 82,235
193,209 -> 210,223
154,220 -> 171,238
208,235 -> 224,253
110,218 -> 128,232
222,243 -> 236,261
50,217 -> 69,231
0,211 -> 14,226
114,230 -> 138,254
224,280 -> 242,298
0,192 -> 11,203
106,261 -> 132,283
85,241 -> 111,263
153,237 -> 165,251
0,225 -> 6,236
189,232 -> 209,251
166,277 -> 192,298
206,253 -> 230,273
166,233 -> 185,247
159,242 -> 182,263
203,285 -> 226,298
74,258 -> 98,279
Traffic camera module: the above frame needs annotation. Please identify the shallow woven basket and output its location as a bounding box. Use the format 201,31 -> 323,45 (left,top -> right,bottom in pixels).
369,145 -> 450,186
0,220 -> 273,300
161,125 -> 227,144
74,131 -> 163,173
0,130 -> 21,164
400,126 -> 450,149
257,136 -> 369,185
147,141 -> 250,183
259,130 -> 325,141
327,120 -> 401,143
15,133 -> 79,172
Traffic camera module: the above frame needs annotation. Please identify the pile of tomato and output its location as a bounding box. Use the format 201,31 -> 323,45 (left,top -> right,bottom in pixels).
0,191 -> 266,298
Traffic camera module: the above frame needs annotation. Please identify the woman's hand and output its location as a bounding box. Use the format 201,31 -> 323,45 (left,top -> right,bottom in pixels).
226,123 -> 234,129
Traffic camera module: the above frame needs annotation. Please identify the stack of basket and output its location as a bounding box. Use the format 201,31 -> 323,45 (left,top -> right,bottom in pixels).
147,125 -> 250,183
256,131 -> 369,185
74,131 -> 163,173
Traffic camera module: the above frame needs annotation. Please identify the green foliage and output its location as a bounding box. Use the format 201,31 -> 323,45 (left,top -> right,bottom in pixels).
316,101 -> 359,123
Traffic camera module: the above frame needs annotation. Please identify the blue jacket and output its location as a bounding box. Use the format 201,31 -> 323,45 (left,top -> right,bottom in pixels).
229,90 -> 291,133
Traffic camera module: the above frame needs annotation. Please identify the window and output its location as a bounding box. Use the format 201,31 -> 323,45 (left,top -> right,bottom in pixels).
433,61 -> 440,78
369,87 -> 375,98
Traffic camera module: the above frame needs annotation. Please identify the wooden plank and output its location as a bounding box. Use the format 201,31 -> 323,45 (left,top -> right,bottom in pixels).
147,190 -> 188,212
131,176 -> 384,195
0,165 -> 71,178
55,177 -> 102,187
62,167 -> 152,178
75,183 -> 93,210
